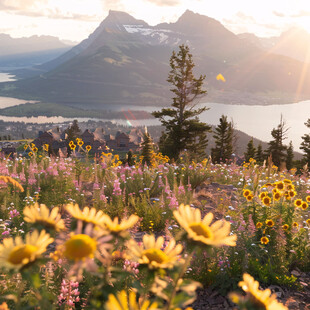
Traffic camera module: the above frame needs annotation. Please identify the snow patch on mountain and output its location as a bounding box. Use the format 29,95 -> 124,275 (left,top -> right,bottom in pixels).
123,25 -> 176,45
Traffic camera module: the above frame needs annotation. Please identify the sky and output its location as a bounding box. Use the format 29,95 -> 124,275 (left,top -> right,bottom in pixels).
0,0 -> 310,42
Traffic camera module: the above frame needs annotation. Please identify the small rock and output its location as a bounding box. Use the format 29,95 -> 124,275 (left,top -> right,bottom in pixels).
291,270 -> 301,277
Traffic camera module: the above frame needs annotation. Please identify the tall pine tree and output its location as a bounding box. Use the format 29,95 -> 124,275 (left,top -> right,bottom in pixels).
255,143 -> 264,164
244,138 -> 256,162
300,119 -> 310,167
141,130 -> 154,166
286,141 -> 294,170
266,116 -> 288,168
211,115 -> 234,163
152,44 -> 211,160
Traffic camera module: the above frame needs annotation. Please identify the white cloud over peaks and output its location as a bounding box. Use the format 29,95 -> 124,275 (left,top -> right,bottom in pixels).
145,0 -> 181,6
0,0 -> 103,20
0,0 -> 48,12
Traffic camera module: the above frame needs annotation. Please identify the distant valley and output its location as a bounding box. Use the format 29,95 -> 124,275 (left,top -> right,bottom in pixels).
0,34 -> 74,69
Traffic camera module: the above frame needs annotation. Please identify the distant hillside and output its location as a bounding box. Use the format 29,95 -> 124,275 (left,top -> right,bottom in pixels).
150,125 -> 303,159
0,34 -> 73,69
238,28 -> 310,63
1,10 -> 310,108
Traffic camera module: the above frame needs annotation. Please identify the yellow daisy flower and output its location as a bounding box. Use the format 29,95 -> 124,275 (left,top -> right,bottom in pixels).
256,222 -> 263,229
0,230 -> 53,270
232,273 -> 288,310
301,201 -> 308,210
105,290 -> 158,310
128,234 -> 183,269
243,189 -> 251,197
246,194 -> 254,202
259,192 -> 267,200
306,196 -> 310,203
273,191 -> 281,201
261,236 -> 269,245
306,219 -> 310,225
65,204 -> 106,227
286,184 -> 294,191
28,152 -> 33,157
275,181 -> 285,191
294,199 -> 303,208
102,214 -> 139,237
63,234 -> 97,261
288,190 -> 296,199
265,219 -> 274,228
282,224 -> 289,230
262,196 -> 271,206
77,140 -> 84,146
54,223 -> 112,280
292,222 -> 299,228
32,147 -> 38,153
86,145 -> 92,152
173,204 -> 237,247
24,203 -> 65,232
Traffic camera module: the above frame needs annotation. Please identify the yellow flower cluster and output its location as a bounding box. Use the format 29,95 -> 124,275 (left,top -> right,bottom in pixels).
243,189 -> 254,201
24,142 -> 38,157
259,180 -> 297,204
100,152 -> 122,167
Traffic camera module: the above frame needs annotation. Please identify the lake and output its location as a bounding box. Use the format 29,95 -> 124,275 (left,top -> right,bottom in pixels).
0,72 -> 16,82
0,72 -> 309,150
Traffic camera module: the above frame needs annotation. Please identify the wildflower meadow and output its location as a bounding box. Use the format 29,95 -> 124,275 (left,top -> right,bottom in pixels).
0,145 -> 309,309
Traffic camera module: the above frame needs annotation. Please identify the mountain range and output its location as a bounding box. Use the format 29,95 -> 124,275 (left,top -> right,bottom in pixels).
0,34 -> 73,69
1,10 -> 310,109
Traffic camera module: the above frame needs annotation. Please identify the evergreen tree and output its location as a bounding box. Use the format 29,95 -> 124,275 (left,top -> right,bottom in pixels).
266,116 -> 288,168
141,130 -> 154,166
244,138 -> 256,162
65,120 -> 81,156
126,151 -> 135,166
255,143 -> 264,164
66,120 -> 81,141
152,44 -> 211,160
300,119 -> 310,167
211,115 -> 234,163
286,141 -> 294,170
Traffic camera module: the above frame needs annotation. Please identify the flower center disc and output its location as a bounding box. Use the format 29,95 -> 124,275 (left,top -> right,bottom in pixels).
9,244 -> 38,265
64,234 -> 97,260
142,249 -> 168,264
189,222 -> 213,239
249,294 -> 267,310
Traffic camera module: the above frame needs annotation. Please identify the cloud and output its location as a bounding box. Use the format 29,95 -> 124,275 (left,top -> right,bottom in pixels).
101,0 -> 124,11
145,0 -> 181,6
291,10 -> 310,17
0,0 -> 101,21
273,11 -> 285,17
235,11 -> 256,22
0,0 -> 48,11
